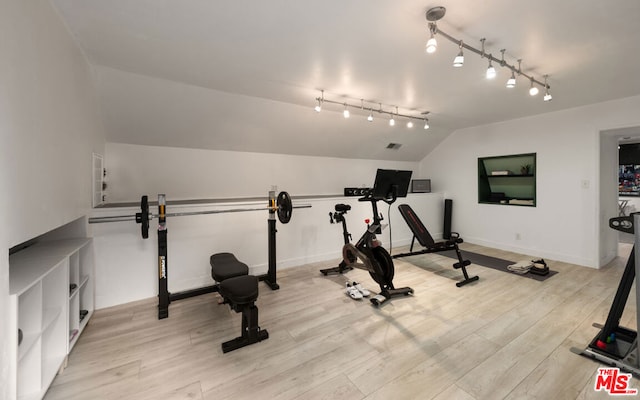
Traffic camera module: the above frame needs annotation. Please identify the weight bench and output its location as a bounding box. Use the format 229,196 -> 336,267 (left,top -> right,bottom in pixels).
210,252 -> 269,353
392,204 -> 479,287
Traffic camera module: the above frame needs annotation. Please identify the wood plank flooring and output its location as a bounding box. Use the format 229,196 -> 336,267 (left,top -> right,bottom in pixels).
44,243 -> 639,400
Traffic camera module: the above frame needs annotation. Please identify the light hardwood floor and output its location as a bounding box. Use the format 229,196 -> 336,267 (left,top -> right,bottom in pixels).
45,242 -> 639,400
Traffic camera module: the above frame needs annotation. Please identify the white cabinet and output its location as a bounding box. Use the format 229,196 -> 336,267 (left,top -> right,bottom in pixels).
9,238 -> 94,400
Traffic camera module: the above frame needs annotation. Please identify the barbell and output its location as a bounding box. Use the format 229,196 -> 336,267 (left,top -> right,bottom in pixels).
88,191 -> 310,239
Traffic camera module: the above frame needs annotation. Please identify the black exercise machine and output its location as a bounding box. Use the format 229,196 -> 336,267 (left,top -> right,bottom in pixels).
337,169 -> 414,306
575,213 -> 640,376
392,203 -> 479,287
320,203 -> 355,275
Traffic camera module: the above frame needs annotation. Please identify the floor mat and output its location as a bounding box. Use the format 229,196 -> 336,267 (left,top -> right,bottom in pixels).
441,249 -> 558,281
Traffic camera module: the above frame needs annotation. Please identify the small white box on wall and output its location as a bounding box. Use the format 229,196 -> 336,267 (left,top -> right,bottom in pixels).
411,179 -> 431,193
92,153 -> 105,207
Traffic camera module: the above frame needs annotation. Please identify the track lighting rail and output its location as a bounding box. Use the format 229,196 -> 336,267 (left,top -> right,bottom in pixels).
315,95 -> 429,122
434,28 -> 549,90
425,6 -> 552,101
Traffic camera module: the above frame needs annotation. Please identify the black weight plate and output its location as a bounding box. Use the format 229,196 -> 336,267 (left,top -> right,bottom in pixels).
276,191 -> 292,224
137,195 -> 149,239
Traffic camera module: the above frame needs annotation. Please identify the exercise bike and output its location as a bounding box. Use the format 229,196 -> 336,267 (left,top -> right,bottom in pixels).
339,169 -> 414,306
320,204 -> 355,275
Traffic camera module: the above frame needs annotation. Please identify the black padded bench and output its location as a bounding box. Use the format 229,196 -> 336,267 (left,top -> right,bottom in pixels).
392,204 -> 479,287
210,252 -> 249,281
210,253 -> 268,353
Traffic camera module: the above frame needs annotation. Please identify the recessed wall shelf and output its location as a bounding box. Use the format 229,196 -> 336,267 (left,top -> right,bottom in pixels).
478,153 -> 536,206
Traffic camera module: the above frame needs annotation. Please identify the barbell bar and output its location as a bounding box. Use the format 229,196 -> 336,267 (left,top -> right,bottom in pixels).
88,191 -> 310,238
87,205 -> 311,223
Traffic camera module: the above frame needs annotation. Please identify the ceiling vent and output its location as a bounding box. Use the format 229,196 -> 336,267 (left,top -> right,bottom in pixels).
386,143 -> 402,150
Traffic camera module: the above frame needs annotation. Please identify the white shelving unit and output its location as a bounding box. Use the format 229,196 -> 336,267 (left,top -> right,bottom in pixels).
9,238 -> 94,400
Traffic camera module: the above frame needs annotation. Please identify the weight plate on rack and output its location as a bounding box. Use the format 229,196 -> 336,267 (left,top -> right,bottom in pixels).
135,195 -> 150,239
276,191 -> 292,224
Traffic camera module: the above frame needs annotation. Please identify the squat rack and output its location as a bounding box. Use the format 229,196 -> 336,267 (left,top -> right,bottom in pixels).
89,190 -> 310,319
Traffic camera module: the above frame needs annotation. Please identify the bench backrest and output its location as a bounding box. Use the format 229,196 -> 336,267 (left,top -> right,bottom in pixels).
398,204 -> 436,247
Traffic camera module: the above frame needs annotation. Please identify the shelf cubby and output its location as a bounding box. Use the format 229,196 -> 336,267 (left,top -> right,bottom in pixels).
9,238 -> 94,400
478,153 -> 537,206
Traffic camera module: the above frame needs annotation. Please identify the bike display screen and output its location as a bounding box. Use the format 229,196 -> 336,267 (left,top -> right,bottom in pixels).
371,169 -> 412,200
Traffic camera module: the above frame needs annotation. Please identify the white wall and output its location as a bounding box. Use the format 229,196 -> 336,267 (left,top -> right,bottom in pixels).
4,3 -> 105,248
1,0 -> 106,398
0,20 -> 10,396
600,134 -> 619,264
104,143 -> 422,202
91,192 -> 444,308
94,143 -> 446,308
419,95 -> 640,268
0,3 -> 11,393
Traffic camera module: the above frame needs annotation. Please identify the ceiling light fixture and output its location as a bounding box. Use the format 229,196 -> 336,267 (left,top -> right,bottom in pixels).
425,6 -> 444,54
313,92 -> 430,128
506,71 -> 516,88
361,99 -> 374,122
486,57 -> 496,79
528,78 -> 539,96
315,89 -> 323,112
543,75 -> 553,101
426,31 -> 437,54
453,40 -> 464,67
424,6 -> 552,101
423,118 -> 430,130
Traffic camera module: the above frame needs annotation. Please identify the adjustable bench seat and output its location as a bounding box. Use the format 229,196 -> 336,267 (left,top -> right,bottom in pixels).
219,275 -> 258,304
210,252 -> 269,352
393,204 -> 479,287
210,252 -> 249,282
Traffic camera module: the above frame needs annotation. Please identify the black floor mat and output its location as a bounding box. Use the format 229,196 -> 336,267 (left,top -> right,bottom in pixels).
441,249 -> 558,281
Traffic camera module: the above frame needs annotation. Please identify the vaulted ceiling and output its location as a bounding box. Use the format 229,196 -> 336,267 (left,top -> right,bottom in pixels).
51,0 -> 640,161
